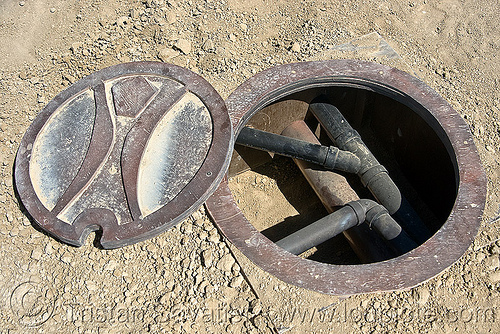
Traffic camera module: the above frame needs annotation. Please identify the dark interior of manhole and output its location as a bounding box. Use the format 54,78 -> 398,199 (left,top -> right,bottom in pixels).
227,85 -> 458,265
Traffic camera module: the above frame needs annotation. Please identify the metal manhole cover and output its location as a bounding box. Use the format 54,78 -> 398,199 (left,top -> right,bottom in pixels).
15,62 -> 232,249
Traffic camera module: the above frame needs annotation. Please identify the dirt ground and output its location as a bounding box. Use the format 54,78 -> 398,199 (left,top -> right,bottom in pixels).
1,0 -> 499,333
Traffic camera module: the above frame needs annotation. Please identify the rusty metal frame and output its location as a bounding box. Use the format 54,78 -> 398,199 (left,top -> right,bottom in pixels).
205,60 -> 487,295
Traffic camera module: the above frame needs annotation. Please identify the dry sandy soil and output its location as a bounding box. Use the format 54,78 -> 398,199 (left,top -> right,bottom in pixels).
0,0 -> 499,333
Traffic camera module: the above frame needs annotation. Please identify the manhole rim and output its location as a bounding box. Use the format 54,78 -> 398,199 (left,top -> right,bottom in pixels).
206,59 -> 487,295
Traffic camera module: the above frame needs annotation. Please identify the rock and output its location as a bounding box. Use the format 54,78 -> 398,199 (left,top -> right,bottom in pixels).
476,252 -> 486,262
104,260 -> 118,271
70,42 -> 83,53
6,212 -> 13,222
201,249 -> 213,267
61,254 -> 72,264
158,48 -> 179,61
217,253 -> 235,273
230,276 -> 244,288
240,23 -> 248,31
230,315 -> 242,324
63,73 -> 76,83
45,243 -> 54,255
174,39 -> 192,54
291,42 -> 301,52
191,210 -> 203,221
249,299 -> 262,315
160,292 -> 171,304
417,288 -> 430,305
85,281 -> 98,291
116,16 -> 129,27
50,7 -> 56,13
166,12 -> 177,24
252,315 -> 267,331
202,39 -> 215,52
19,1 -> 25,7
489,271 -> 500,283
485,255 -> 500,270
229,33 -> 237,42
31,248 -> 43,261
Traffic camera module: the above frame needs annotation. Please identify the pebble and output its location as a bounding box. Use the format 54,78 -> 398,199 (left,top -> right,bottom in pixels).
199,231 -> 208,240
31,248 -> 43,261
417,288 -> 430,305
85,281 -> 98,291
490,271 -> 500,283
291,42 -> 301,52
249,299 -> 262,315
70,42 -> 83,53
485,255 -> 500,270
202,39 -> 215,52
19,1 -> 25,6
166,280 -> 175,291
230,276 -> 244,288
160,292 -> 171,304
116,16 -> 129,27
104,260 -> 118,271
208,232 -> 220,243
191,210 -> 203,221
61,254 -> 72,264
217,253 -> 235,273
230,315 -> 242,324
174,39 -> 192,54
50,7 -> 56,13
201,249 -> 214,267
166,12 -> 177,24
158,48 -> 179,61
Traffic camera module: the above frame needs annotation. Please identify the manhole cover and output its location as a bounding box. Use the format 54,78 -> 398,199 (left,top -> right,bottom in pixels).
15,62 -> 232,248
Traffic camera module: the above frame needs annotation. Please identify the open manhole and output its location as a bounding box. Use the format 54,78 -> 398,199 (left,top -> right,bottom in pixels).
15,60 -> 486,295
205,60 -> 486,295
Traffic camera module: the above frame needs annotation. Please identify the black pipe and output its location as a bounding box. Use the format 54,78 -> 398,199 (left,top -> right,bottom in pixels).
275,206 -> 358,256
308,101 -> 431,243
276,199 -> 417,256
236,126 -> 361,174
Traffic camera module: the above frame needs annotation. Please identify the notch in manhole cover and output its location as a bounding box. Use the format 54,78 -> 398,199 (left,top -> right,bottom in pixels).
15,62 -> 232,249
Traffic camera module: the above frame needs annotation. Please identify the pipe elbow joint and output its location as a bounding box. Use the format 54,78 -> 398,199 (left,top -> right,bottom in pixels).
360,165 -> 402,215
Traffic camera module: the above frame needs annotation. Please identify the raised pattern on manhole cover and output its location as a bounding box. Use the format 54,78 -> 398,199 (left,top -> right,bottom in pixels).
15,62 -> 232,249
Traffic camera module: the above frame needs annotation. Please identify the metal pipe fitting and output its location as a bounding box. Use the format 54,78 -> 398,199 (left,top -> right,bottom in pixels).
281,120 -> 394,262
236,126 -> 361,174
308,101 -> 431,243
276,199 -> 417,256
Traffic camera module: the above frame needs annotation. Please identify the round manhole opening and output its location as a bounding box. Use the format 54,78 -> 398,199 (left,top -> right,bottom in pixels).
206,60 -> 486,295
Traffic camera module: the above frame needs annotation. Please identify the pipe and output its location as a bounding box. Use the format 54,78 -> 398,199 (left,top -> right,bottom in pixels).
276,199 -> 417,256
308,101 -> 432,243
282,120 -> 394,262
275,206 -> 358,255
236,126 -> 361,174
